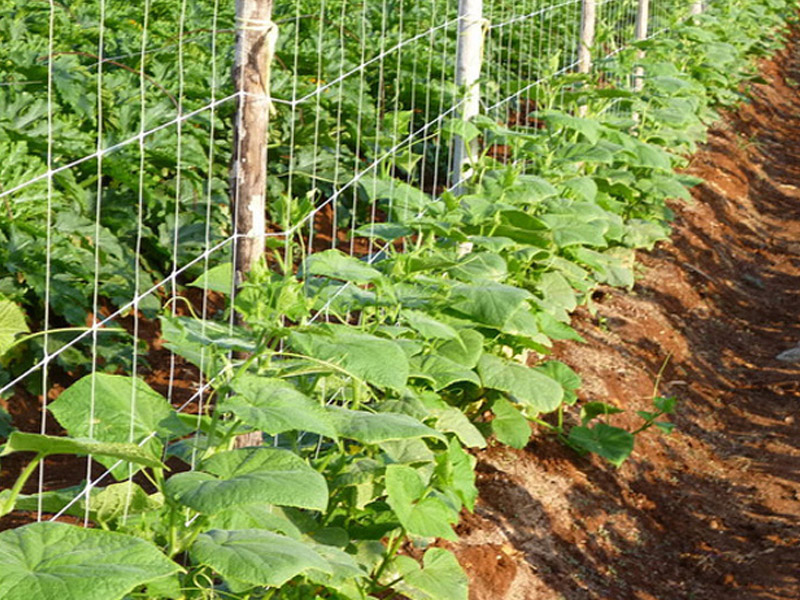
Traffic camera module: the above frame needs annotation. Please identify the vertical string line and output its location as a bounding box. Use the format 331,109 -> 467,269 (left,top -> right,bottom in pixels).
37,0 -> 58,522
84,0 -> 107,527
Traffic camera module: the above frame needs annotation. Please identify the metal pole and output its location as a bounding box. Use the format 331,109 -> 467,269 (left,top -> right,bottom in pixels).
577,0 -> 596,117
633,0 -> 649,93
231,0 -> 277,290
230,0 -> 277,448
451,0 -> 483,192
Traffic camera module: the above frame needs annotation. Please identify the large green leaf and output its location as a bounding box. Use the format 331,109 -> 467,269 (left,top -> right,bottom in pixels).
327,407 -> 444,444
303,249 -> 383,284
478,355 -> 563,414
222,375 -> 337,439
0,297 -> 28,357
289,327 -> 409,389
48,374 -> 187,478
384,465 -> 458,540
165,448 -> 328,513
402,310 -> 460,341
190,529 -> 330,589
0,432 -> 164,469
450,283 -> 531,328
0,522 -> 180,600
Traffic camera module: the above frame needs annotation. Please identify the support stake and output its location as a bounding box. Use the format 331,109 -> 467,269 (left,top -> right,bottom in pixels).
633,0 -> 650,93
451,0 -> 484,193
230,0 -> 277,448
577,0 -> 596,116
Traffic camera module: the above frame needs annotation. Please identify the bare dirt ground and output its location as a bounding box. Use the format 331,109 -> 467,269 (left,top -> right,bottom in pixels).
452,41 -> 800,600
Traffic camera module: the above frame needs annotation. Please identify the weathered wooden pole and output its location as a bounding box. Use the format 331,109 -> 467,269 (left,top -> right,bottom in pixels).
451,0 -> 483,193
231,0 -> 276,290
230,0 -> 277,448
577,0 -> 596,116
633,0 -> 650,92
690,1 -> 704,16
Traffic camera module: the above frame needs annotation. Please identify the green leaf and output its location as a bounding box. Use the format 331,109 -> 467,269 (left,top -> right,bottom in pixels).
436,329 -> 484,368
207,505 -> 303,538
448,252 -> 508,283
654,396 -> 678,413
399,548 -> 469,600
49,374 -> 187,478
0,431 -> 164,469
90,482 -> 163,524
579,402 -> 625,425
450,283 -> 531,328
402,310 -> 460,341
0,522 -> 180,600
385,465 -> 458,540
165,448 -> 328,513
568,424 -> 635,467
353,223 -> 414,241
539,110 -> 601,144
419,395 -> 486,448
491,398 -> 531,449
478,355 -> 563,414
327,407 -> 444,444
222,375 -> 337,439
190,529 -> 330,590
441,118 -> 481,144
289,327 -> 409,389
187,262 -> 233,295
411,354 -> 481,391
303,249 -> 383,284
0,296 -> 28,357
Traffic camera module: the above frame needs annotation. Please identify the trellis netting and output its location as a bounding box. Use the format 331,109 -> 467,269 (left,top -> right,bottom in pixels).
0,0 -> 763,596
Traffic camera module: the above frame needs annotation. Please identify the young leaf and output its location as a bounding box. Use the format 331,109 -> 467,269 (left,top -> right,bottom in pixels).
384,465 -> 458,540
491,398 -> 531,449
189,529 -> 331,589
0,522 -> 180,600
187,262 -> 233,295
568,423 -> 635,467
165,447 -> 329,513
398,548 -> 469,600
580,401 -> 625,425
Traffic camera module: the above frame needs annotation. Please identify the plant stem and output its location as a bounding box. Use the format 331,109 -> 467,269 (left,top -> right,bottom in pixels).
0,453 -> 44,517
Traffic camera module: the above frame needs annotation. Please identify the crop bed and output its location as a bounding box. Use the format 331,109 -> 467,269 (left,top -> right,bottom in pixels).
455,36 -> 800,600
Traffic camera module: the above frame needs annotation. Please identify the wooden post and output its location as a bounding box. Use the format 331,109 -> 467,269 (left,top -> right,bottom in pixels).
232,0 -> 276,289
577,0 -> 596,117
690,1 -> 703,16
230,0 -> 277,448
451,0 -> 483,192
633,0 -> 649,92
